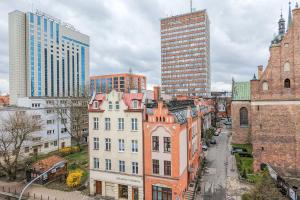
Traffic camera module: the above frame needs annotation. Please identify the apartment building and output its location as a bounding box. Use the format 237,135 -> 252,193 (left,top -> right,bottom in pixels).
89,90 -> 144,199
90,73 -> 146,94
0,97 -> 72,156
9,10 -> 89,105
161,10 -> 210,97
144,98 -> 202,200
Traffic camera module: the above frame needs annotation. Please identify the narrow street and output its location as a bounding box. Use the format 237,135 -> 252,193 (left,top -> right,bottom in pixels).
196,126 -> 250,200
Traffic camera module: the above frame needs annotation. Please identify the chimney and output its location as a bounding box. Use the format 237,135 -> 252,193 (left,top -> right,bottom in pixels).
153,86 -> 161,101
258,65 -> 263,80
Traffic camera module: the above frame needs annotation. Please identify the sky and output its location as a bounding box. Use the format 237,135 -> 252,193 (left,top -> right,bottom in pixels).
0,0 -> 295,94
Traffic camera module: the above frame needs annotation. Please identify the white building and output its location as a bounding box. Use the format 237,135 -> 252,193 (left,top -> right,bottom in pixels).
0,97 -> 72,156
9,10 -> 90,105
89,90 -> 144,200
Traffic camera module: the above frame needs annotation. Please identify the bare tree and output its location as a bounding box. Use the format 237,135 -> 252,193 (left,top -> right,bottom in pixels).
0,111 -> 42,180
54,89 -> 89,149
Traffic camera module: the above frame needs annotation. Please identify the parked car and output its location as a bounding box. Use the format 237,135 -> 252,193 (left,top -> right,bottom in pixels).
231,147 -> 247,155
202,144 -> 208,151
210,138 -> 217,144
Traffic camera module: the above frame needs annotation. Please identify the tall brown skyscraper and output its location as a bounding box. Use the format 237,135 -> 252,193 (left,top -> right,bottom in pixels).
161,10 -> 210,97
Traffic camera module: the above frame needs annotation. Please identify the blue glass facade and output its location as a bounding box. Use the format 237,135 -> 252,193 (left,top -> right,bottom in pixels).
44,18 -> 47,32
57,60 -> 59,96
62,58 -> 65,96
51,54 -> 54,96
81,47 -> 85,94
29,14 -> 34,96
37,16 -> 42,96
67,50 -> 70,96
101,79 -> 106,93
56,23 -> 59,44
96,79 -> 100,93
44,49 -> 48,96
30,13 -> 34,23
90,80 -> 94,95
72,55 -> 75,95
50,21 -> 53,39
76,52 -> 79,95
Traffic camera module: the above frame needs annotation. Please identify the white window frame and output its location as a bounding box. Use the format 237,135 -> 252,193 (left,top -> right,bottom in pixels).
93,117 -> 99,130
131,118 -> 138,131
131,140 -> 138,152
105,138 -> 111,151
93,137 -> 99,150
105,159 -> 111,171
132,162 -> 138,174
105,118 -> 111,130
118,118 -> 124,131
118,139 -> 125,152
119,160 -> 125,172
93,158 -> 99,169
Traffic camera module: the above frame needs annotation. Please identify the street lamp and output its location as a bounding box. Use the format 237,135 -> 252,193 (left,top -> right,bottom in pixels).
18,161 -> 65,200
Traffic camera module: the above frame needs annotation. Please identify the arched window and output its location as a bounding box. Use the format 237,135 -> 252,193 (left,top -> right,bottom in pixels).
240,107 -> 248,127
284,62 -> 290,72
284,79 -> 291,88
262,81 -> 269,91
108,101 -> 113,110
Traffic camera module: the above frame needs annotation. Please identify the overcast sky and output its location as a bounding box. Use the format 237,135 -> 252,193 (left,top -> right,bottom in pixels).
0,0 -> 295,94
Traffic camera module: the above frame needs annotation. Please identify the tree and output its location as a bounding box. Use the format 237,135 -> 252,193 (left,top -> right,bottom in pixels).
54,89 -> 89,149
0,111 -> 42,180
242,170 -> 288,200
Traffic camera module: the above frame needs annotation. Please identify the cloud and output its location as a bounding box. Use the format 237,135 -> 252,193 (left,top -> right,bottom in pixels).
0,0 -> 293,93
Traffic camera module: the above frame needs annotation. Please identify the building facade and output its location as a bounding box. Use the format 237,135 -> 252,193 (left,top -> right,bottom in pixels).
161,10 -> 210,97
0,97 -> 72,156
144,99 -> 201,200
232,4 -> 300,177
9,10 -> 90,105
89,90 -> 144,199
90,73 -> 146,95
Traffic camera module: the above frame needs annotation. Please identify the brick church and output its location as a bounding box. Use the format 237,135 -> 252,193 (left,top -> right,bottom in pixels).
232,3 -> 300,177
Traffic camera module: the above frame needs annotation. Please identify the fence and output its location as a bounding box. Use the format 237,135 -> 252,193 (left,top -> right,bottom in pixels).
0,185 -> 60,200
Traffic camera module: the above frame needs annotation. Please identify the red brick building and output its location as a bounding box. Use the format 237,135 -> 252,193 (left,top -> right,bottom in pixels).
144,96 -> 202,199
232,4 -> 300,177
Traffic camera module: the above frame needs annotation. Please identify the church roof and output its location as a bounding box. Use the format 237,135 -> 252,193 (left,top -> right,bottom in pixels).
232,81 -> 250,101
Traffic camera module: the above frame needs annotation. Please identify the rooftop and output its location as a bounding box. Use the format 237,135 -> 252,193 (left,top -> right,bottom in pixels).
32,155 -> 66,173
232,81 -> 251,101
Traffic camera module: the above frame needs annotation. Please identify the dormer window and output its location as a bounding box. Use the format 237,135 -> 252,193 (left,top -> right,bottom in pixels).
108,101 -> 113,110
115,101 -> 120,110
284,79 -> 291,88
94,101 -> 99,109
132,100 -> 138,109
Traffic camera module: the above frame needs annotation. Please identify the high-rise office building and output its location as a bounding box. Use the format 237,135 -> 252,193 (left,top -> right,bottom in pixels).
9,10 -> 89,105
161,10 -> 210,97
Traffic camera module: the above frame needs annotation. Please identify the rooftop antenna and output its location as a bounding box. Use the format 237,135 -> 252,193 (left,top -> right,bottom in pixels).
190,0 -> 193,13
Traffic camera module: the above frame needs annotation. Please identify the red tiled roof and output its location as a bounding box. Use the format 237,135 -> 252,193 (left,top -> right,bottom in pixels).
0,95 -> 9,106
123,93 -> 143,109
32,155 -> 66,172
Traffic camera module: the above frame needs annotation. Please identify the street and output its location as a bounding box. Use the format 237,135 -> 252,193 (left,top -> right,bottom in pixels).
196,127 -> 250,200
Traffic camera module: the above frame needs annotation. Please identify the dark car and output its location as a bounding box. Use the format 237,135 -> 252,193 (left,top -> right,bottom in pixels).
202,144 -> 208,151
231,147 -> 247,155
210,138 -> 217,144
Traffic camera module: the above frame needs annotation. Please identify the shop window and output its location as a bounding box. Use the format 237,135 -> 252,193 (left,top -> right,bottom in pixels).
118,185 -> 128,199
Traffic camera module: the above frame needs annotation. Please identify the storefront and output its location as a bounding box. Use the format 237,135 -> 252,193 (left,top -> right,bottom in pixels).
152,185 -> 172,200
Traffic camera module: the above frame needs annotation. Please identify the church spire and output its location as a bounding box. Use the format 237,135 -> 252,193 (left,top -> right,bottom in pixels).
288,1 -> 292,29
278,9 -> 286,35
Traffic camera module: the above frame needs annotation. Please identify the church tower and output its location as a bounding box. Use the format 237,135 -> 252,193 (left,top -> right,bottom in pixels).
278,10 -> 286,35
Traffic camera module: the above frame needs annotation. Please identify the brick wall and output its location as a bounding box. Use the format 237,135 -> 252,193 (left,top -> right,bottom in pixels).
231,101 -> 251,144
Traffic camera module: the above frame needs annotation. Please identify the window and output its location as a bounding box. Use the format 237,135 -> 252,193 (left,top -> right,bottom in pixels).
61,128 -> 67,133
61,118 -> 67,124
93,137 -> 99,150
118,185 -> 128,198
153,159 -> 159,174
47,120 -> 54,125
163,137 -> 171,152
132,162 -> 138,174
284,79 -> 291,88
164,161 -> 171,176
132,140 -> 138,152
93,117 -> 99,130
105,138 -> 111,151
118,118 -> 124,130
152,186 -> 172,200
152,136 -> 159,151
94,101 -> 99,108
262,81 -> 268,91
132,100 -> 138,109
105,118 -> 111,130
108,101 -> 113,110
240,107 -> 248,127
115,101 -> 120,110
119,160 -> 125,172
119,139 -> 125,152
93,158 -> 99,169
131,118 -> 138,130
105,159 -> 111,170
53,140 -> 58,146
44,143 -> 49,148
24,147 -> 29,153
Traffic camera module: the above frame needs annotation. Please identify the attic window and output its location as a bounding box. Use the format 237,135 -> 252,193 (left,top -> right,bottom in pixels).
132,100 -> 138,109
